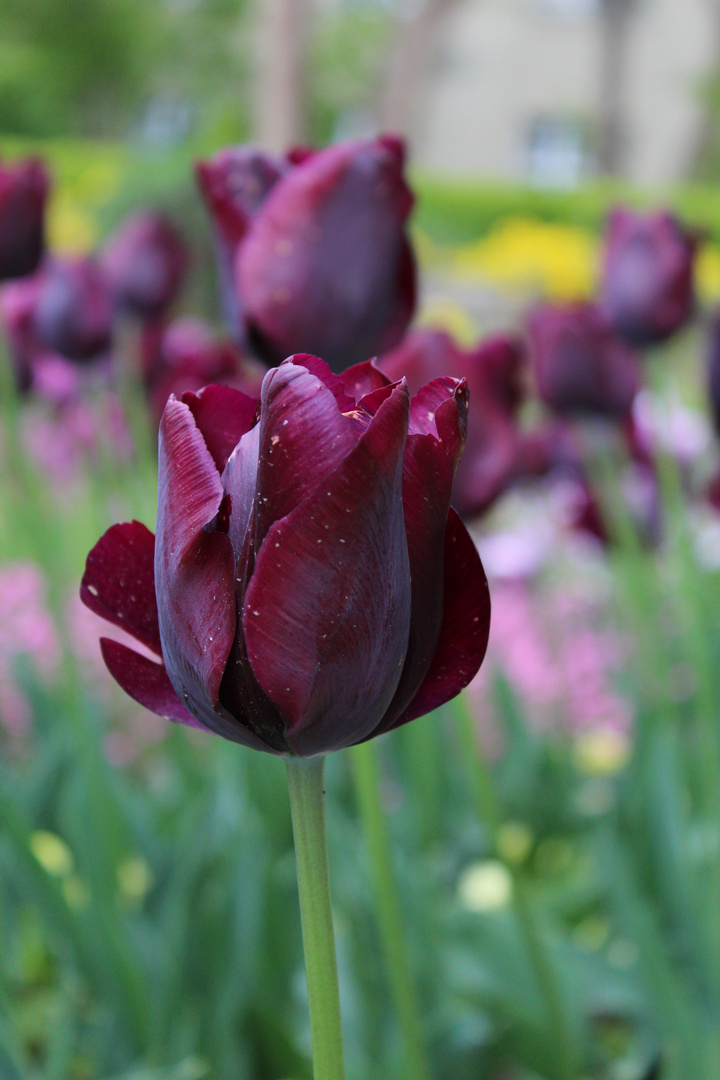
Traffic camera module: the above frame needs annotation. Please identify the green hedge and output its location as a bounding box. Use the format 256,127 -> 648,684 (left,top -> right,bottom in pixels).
413,174 -> 720,246
5,133 -> 720,247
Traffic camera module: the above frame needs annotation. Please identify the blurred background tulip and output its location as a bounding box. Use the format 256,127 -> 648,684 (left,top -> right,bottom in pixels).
199,135 -> 416,371
528,301 -> 642,418
0,158 -> 49,281
33,256 -> 114,362
101,211 -> 189,318
600,208 -> 698,346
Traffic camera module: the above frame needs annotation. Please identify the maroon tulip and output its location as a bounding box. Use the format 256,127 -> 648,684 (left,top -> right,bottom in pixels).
0,158 -> 49,281
33,256 -> 114,363
600,208 -> 698,346
379,328 -> 525,518
81,354 -> 490,755
141,316 -> 266,421
102,212 -> 188,318
528,302 -> 641,419
197,136 -> 416,371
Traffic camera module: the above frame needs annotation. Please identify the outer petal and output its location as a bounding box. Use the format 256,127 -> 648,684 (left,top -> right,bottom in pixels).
243,381 -> 412,756
100,638 -> 203,727
156,397 -> 264,746
81,521 -> 161,655
375,380 -> 469,730
250,360 -> 358,547
181,384 -> 258,473
381,507 -> 490,731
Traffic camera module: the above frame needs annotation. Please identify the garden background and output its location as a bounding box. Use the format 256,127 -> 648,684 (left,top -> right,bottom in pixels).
3,2 -> 720,1078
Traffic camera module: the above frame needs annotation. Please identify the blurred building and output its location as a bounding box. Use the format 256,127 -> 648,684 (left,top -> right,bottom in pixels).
415,0 -> 718,185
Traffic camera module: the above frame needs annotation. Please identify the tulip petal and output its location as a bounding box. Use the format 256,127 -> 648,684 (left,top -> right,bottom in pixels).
181,384 -> 258,473
155,397 -> 238,729
81,521 -> 160,655
100,638 -> 273,750
251,360 -> 358,547
100,638 -> 202,727
378,380 -> 469,728
288,353 -> 357,412
339,358 -> 391,403
385,508 -> 490,730
244,381 -> 412,756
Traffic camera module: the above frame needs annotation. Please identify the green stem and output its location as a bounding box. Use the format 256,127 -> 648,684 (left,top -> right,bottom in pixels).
456,697 -> 576,1080
351,740 -> 433,1080
286,756 -> 346,1080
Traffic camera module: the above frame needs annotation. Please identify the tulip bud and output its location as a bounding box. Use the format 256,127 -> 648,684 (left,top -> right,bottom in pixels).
102,212 -> 188,317
33,257 -> 114,363
81,355 -> 490,755
141,316 -> 266,421
0,158 -> 49,281
600,208 -> 698,346
379,328 -> 525,518
197,137 -> 417,372
528,302 -> 641,419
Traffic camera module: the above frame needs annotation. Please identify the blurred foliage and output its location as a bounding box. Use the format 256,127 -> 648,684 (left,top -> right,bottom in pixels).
0,0 -> 396,149
0,0 -> 253,143
309,3 -> 393,144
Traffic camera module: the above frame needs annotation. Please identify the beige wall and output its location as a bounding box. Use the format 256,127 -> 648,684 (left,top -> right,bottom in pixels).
415,0 -> 718,185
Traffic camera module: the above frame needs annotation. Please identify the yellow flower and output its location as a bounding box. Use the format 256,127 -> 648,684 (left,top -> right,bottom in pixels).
457,860 -> 513,911
30,830 -> 73,877
48,195 -> 97,254
574,729 -> 631,776
696,243 -> 720,304
496,821 -> 533,865
446,217 -> 599,300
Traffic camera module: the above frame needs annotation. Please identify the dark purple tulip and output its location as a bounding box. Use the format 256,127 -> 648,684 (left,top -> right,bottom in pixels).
81,354 -> 490,756
141,316 -> 266,422
0,273 -> 82,401
197,136 -> 417,372
0,158 -> 49,281
33,257 -> 114,363
379,328 -> 525,518
528,302 -> 641,419
101,212 -> 188,317
600,208 -> 698,346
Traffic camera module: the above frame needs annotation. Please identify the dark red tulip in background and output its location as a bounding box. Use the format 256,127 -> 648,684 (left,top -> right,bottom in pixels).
140,316 -> 266,422
81,354 -> 490,756
33,256 -> 114,363
102,211 -> 188,318
600,208 -> 698,346
0,158 -> 49,281
197,136 -> 417,372
528,302 -> 641,419
379,328 -> 525,518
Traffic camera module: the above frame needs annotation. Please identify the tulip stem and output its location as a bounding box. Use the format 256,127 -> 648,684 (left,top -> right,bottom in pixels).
351,740 -> 433,1080
286,755 -> 346,1080
455,696 -> 577,1080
